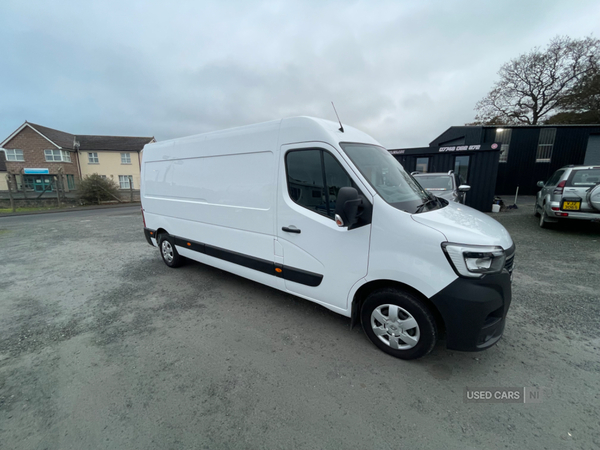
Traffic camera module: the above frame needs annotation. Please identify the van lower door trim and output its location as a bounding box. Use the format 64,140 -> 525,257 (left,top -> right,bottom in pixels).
169,234 -> 323,287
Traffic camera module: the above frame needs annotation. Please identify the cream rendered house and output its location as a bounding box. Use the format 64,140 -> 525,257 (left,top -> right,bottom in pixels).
78,136 -> 155,190
0,121 -> 154,193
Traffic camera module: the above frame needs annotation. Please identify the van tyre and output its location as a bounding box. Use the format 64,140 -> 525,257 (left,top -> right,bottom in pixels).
158,234 -> 183,268
361,288 -> 437,360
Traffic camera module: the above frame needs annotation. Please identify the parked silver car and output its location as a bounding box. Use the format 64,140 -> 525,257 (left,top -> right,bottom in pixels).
535,165 -> 600,228
412,171 -> 471,204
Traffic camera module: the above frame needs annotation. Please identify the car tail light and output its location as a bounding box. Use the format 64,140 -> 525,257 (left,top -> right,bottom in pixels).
551,207 -> 560,211
555,212 -> 569,217
553,180 -> 566,195
141,207 -> 147,228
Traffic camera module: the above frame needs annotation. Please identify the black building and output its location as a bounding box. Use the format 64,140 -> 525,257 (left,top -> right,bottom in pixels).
391,124 -> 600,211
391,143 -> 501,212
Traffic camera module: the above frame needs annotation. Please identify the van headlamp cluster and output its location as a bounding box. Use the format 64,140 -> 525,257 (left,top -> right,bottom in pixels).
442,243 -> 506,278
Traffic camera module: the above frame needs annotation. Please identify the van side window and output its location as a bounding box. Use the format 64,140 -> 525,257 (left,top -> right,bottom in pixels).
323,152 -> 355,215
286,149 -> 357,219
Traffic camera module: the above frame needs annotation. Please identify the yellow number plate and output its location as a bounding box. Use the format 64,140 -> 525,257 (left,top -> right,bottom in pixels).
562,201 -> 580,210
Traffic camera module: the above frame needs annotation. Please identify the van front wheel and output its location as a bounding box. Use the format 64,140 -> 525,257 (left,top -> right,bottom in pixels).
361,288 -> 437,360
158,234 -> 183,268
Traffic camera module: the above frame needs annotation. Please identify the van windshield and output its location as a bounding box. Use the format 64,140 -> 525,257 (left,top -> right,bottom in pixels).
340,143 -> 440,213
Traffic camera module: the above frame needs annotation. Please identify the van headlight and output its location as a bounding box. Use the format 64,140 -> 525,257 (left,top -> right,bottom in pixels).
442,243 -> 506,278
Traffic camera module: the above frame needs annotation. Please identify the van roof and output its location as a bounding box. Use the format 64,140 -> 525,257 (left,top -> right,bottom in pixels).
142,116 -> 381,161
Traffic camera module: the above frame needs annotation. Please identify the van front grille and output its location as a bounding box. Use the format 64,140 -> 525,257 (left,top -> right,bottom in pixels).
504,254 -> 515,274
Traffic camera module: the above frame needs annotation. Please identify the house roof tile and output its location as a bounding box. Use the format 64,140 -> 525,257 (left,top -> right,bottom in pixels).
26,122 -> 153,151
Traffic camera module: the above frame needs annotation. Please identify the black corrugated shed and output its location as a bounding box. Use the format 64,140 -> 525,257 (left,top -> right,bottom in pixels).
391,144 -> 500,212
393,124 -> 600,204
492,125 -> 600,195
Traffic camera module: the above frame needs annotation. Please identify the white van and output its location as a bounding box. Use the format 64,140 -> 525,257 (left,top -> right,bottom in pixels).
141,117 -> 515,359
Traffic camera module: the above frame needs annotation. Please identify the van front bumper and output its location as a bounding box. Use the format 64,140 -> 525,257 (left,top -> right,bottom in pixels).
429,272 -> 512,352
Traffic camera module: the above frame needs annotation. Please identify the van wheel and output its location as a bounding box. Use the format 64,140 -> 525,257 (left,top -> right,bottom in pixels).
158,234 -> 183,268
361,288 -> 437,360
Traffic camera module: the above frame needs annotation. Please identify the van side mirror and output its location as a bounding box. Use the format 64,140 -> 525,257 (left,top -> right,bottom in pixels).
335,187 -> 362,228
537,181 -> 545,187
458,185 -> 471,192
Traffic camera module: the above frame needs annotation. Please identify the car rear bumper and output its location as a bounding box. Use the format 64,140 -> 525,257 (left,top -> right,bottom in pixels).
429,271 -> 512,352
547,201 -> 600,221
553,211 -> 600,221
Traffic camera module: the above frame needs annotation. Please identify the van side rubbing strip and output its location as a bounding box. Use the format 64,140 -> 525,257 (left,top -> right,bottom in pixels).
171,235 -> 323,287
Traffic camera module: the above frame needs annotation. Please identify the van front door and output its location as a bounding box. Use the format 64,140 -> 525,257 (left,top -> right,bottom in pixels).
276,143 -> 371,312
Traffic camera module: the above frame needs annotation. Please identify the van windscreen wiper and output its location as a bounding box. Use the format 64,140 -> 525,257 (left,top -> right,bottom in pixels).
414,196 -> 438,214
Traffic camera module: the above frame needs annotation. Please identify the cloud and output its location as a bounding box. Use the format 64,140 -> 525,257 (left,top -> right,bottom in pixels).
1,0 -> 599,148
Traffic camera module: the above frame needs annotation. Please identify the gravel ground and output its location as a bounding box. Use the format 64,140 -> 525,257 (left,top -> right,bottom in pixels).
0,203 -> 599,450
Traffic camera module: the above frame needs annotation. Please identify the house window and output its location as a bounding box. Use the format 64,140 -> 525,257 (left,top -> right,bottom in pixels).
5,149 -> 24,161
495,128 -> 512,163
121,153 -> 131,164
119,175 -> 132,189
88,152 -> 99,164
66,174 -> 75,190
415,157 -> 429,173
44,149 -> 71,162
536,128 -> 556,162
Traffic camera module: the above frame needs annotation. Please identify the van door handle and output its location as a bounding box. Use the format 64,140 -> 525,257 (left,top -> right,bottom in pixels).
282,226 -> 301,234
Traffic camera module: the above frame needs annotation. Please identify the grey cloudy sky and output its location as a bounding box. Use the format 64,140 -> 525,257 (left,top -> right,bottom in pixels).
1,0 -> 599,149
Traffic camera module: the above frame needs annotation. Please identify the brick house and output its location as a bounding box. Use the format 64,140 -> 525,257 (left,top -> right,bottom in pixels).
0,151 -> 7,191
0,122 -> 155,193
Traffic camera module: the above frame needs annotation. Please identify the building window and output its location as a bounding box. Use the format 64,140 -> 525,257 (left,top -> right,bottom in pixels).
66,174 -> 75,190
536,128 -> 556,162
44,149 -> 71,162
5,149 -> 24,161
495,128 -> 512,163
23,175 -> 54,192
119,175 -> 133,189
454,155 -> 470,184
121,153 -> 131,164
415,157 -> 429,173
88,152 -> 99,164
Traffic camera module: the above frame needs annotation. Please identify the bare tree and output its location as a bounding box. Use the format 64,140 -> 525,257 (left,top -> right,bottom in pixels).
550,72 -> 600,123
474,36 -> 599,125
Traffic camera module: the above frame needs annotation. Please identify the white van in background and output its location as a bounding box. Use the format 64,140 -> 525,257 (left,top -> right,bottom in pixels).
141,117 -> 515,359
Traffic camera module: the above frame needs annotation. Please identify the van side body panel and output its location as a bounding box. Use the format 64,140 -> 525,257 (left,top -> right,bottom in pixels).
365,196 -> 458,298
142,121 -> 281,265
